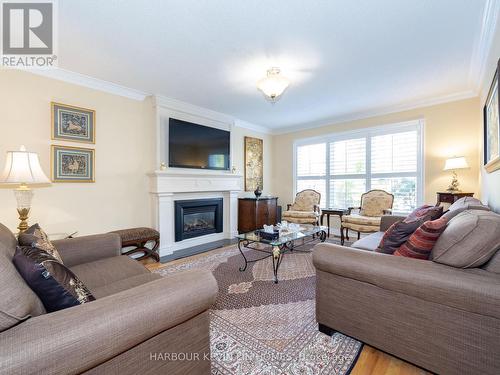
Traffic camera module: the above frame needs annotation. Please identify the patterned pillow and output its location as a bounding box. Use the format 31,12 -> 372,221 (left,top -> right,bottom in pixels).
13,246 -> 95,312
395,217 -> 448,259
376,219 -> 423,254
18,223 -> 63,262
405,205 -> 443,223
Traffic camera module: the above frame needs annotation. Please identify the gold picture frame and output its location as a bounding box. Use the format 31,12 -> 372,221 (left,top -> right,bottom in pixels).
51,145 -> 95,183
484,58 -> 500,173
244,136 -> 263,191
51,102 -> 96,144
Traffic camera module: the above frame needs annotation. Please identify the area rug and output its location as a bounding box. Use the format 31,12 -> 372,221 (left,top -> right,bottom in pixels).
154,238 -> 363,375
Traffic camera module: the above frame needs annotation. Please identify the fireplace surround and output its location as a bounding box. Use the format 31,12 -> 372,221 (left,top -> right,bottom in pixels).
175,198 -> 223,241
149,169 -> 242,259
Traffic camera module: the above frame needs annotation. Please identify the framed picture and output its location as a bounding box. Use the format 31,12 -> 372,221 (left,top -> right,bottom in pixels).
51,102 -> 95,143
484,58 -> 500,173
244,136 -> 263,191
51,145 -> 95,183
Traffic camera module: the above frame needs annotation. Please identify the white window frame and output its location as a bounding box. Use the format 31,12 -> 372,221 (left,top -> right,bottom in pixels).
293,119 -> 425,214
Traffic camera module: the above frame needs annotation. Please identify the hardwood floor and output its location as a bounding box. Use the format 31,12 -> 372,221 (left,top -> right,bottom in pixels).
351,346 -> 431,375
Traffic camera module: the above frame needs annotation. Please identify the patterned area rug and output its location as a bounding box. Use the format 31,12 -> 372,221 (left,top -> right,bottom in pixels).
154,238 -> 363,375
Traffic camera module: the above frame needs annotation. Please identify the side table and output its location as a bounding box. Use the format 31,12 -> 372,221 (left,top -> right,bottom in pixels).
320,208 -> 349,238
436,192 -> 474,206
109,227 -> 160,262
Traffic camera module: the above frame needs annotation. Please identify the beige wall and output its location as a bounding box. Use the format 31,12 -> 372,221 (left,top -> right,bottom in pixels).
0,70 -> 156,235
480,11 -> 500,213
272,97 -> 482,208
0,70 -> 273,235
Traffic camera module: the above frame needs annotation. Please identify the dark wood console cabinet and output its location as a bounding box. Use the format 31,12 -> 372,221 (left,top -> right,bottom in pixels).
238,197 -> 278,233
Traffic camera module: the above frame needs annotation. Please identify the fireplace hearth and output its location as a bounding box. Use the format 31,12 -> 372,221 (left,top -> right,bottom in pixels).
174,198 -> 223,241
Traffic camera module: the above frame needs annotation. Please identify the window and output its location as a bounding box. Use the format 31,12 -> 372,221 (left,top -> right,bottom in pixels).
294,121 -> 423,214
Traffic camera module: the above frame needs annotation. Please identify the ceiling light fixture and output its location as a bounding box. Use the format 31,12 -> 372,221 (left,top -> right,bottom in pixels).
257,67 -> 290,103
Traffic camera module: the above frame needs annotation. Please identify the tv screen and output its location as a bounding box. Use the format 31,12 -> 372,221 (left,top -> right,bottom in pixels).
168,118 -> 230,170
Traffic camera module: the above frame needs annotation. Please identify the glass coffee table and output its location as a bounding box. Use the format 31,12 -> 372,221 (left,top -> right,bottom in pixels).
236,225 -> 327,283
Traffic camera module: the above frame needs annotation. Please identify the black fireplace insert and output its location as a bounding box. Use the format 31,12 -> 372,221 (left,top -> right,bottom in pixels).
174,198 -> 223,242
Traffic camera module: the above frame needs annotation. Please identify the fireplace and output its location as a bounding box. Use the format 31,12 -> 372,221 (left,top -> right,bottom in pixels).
174,198 -> 223,241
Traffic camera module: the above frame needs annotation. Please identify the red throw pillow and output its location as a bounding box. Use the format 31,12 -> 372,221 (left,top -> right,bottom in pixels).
394,217 -> 448,259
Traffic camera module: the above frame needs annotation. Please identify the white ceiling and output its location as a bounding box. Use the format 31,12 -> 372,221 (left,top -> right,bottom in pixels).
55,0 -> 493,131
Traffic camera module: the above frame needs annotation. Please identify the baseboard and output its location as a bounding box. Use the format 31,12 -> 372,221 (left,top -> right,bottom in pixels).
159,238 -> 237,263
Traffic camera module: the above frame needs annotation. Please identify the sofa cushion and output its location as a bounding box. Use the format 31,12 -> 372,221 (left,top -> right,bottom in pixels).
91,273 -> 162,298
13,246 -> 95,312
18,223 -> 63,262
351,231 -> 384,251
0,223 -> 46,332
376,219 -> 422,254
448,196 -> 489,212
394,217 -> 448,260
483,250 -> 500,273
431,210 -> 500,268
442,197 -> 490,221
70,255 -> 150,289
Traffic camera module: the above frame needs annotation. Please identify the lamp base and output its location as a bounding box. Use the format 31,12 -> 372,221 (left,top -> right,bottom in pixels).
17,207 -> 30,233
14,184 -> 33,234
446,170 -> 461,193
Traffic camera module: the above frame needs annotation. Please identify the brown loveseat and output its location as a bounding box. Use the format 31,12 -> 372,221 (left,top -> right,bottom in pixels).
313,202 -> 500,375
0,223 -> 218,375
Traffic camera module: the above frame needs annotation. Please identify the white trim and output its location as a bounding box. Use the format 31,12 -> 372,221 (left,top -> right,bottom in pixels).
294,119 -> 423,146
26,68 -> 149,100
469,0 -> 500,93
273,91 -> 476,135
153,95 -> 234,124
293,119 -> 424,213
234,119 -> 272,134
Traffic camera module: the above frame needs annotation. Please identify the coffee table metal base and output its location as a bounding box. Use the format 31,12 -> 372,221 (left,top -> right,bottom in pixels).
237,230 -> 326,283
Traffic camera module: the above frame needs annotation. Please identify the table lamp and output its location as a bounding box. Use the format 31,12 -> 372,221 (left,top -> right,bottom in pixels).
443,156 -> 468,193
0,146 -> 50,233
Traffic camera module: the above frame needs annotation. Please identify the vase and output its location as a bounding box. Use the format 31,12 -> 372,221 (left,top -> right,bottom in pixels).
254,186 -> 262,198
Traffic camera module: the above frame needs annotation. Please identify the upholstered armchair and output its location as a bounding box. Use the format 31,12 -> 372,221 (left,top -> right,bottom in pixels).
341,189 -> 394,245
282,189 -> 321,225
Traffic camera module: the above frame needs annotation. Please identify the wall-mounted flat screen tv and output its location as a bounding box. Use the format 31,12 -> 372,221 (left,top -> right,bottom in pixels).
168,118 -> 230,170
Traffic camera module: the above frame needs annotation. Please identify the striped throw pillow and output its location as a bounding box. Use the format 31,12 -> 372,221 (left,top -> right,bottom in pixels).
394,217 -> 448,259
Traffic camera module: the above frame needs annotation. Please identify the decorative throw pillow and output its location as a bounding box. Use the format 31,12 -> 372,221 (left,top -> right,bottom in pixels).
376,219 -> 423,254
405,205 -> 443,223
394,217 -> 448,259
18,223 -> 63,262
13,246 -> 95,312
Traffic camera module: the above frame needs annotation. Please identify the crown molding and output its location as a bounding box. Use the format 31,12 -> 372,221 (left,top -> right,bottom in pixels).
153,95 -> 234,125
469,0 -> 500,92
27,68 -> 149,101
272,90 -> 478,135
234,119 -> 271,134
153,95 -> 272,134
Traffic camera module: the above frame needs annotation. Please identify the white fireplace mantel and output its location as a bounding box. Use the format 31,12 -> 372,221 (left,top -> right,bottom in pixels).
149,170 -> 243,258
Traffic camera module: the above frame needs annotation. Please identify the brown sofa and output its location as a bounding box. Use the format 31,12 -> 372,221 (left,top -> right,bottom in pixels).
313,204 -> 500,375
0,223 -> 218,375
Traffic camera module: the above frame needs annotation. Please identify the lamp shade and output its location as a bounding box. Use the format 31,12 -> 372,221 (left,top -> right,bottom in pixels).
443,156 -> 469,171
0,146 -> 50,185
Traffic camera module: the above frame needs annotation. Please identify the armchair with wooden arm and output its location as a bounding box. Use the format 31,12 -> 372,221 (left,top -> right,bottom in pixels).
282,189 -> 322,225
341,190 -> 394,245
